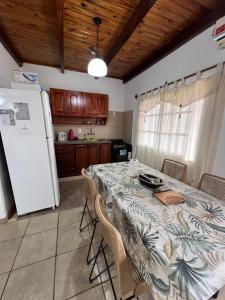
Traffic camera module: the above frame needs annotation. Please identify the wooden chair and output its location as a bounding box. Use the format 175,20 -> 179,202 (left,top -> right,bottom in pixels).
89,194 -> 150,300
79,169 -> 93,232
199,173 -> 225,201
161,158 -> 187,182
80,168 -> 98,264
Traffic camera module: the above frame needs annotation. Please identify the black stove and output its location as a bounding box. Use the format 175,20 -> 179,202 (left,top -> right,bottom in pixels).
110,139 -> 132,162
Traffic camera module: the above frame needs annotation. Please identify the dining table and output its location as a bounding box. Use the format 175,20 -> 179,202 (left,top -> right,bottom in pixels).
89,161 -> 225,300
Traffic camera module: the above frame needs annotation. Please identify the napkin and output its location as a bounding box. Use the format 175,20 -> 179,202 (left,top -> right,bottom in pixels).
154,190 -> 185,205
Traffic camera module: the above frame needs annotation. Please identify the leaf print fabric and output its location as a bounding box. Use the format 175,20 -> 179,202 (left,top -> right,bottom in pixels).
89,162 -> 225,300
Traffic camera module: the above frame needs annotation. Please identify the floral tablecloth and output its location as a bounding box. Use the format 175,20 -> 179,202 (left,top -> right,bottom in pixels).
89,162 -> 225,300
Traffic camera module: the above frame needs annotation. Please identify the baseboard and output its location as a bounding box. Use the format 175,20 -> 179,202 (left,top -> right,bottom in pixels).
0,203 -> 16,224
0,216 -> 7,224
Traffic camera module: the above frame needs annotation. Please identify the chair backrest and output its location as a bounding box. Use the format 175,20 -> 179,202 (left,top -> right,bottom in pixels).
95,194 -> 136,297
199,173 -> 225,201
81,168 -> 97,209
161,159 -> 187,182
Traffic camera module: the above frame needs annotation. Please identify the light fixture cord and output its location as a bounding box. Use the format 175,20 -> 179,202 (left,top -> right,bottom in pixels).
96,23 -> 99,58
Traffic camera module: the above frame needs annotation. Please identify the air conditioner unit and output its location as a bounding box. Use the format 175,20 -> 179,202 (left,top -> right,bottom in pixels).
212,16 -> 225,48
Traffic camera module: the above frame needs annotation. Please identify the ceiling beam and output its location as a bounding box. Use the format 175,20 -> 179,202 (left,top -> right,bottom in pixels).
123,4 -> 225,83
104,0 -> 157,65
0,28 -> 23,67
56,0 -> 64,73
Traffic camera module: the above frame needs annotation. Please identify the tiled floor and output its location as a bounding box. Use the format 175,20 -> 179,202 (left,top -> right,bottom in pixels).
0,179 -> 153,300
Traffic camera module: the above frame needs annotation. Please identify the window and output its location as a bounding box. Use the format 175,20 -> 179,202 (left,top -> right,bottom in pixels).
138,99 -> 204,162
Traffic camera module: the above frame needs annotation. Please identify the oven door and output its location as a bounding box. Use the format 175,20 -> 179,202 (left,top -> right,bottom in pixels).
112,148 -> 128,162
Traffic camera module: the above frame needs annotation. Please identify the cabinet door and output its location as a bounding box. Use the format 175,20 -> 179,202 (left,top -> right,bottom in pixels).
88,144 -> 100,166
75,145 -> 88,174
96,94 -> 108,117
55,144 -> 76,177
68,91 -> 84,116
50,89 -> 69,116
100,144 -> 111,164
84,93 -> 97,116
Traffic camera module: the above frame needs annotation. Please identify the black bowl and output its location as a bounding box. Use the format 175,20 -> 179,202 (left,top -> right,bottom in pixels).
138,174 -> 164,189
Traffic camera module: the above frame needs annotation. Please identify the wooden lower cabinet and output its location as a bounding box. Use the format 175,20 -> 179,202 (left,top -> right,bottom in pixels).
55,144 -> 75,178
55,143 -> 111,178
88,144 -> 100,166
75,145 -> 88,175
100,144 -> 111,164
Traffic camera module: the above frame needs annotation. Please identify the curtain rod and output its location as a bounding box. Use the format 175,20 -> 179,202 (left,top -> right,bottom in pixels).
134,62 -> 224,100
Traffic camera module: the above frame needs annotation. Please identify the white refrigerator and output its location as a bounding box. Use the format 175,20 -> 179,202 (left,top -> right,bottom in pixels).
0,88 -> 60,215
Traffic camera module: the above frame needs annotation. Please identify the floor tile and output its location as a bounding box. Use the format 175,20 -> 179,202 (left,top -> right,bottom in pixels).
89,222 -> 101,243
58,207 -> 83,227
2,258 -> 55,300
103,278 -> 153,300
54,246 -> 101,300
0,273 -> 9,297
57,223 -> 90,255
0,219 -> 29,243
25,212 -> 58,235
0,238 -> 21,274
59,181 -> 83,210
69,285 -> 105,300
13,229 -> 57,269
91,243 -> 116,283
102,278 -> 119,300
139,290 -> 154,300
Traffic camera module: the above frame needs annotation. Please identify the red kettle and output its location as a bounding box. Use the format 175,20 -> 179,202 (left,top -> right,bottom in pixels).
68,129 -> 75,140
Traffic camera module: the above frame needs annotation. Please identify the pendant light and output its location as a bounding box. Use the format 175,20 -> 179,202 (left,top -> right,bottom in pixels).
87,17 -> 107,77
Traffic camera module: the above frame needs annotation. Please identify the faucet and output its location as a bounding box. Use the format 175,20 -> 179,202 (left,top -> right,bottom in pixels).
87,128 -> 95,136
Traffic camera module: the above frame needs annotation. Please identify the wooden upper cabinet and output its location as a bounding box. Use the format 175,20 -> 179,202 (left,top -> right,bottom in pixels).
84,93 -> 97,116
50,88 -> 108,123
68,91 -> 84,116
83,93 -> 108,118
96,94 -> 108,117
50,89 -> 69,116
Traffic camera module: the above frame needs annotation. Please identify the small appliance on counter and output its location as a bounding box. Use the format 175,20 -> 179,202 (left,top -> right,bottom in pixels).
110,139 -> 132,162
68,129 -> 75,140
57,132 -> 67,142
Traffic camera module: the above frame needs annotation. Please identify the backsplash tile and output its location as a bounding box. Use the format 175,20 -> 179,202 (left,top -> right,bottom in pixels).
54,111 -> 125,140
124,110 -> 133,144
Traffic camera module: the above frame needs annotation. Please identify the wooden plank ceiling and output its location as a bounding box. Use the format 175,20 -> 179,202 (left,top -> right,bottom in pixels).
0,0 -> 224,82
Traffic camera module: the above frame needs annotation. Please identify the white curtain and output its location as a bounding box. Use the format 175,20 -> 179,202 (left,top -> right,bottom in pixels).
136,65 -> 225,185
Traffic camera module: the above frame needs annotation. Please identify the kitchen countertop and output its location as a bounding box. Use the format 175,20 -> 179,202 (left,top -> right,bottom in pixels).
55,139 -> 111,145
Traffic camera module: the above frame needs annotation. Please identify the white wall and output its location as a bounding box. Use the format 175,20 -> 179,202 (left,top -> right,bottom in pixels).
124,26 -> 225,177
0,43 -> 18,88
18,64 -> 125,112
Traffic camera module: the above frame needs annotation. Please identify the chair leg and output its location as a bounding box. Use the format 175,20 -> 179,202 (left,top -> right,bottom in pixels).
86,203 -> 93,223
79,197 -> 94,232
89,238 -> 104,283
86,218 -> 98,265
102,244 -> 117,300
79,197 -> 88,232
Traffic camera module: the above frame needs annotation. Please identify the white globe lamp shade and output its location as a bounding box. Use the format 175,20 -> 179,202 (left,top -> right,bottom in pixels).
87,58 -> 107,77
